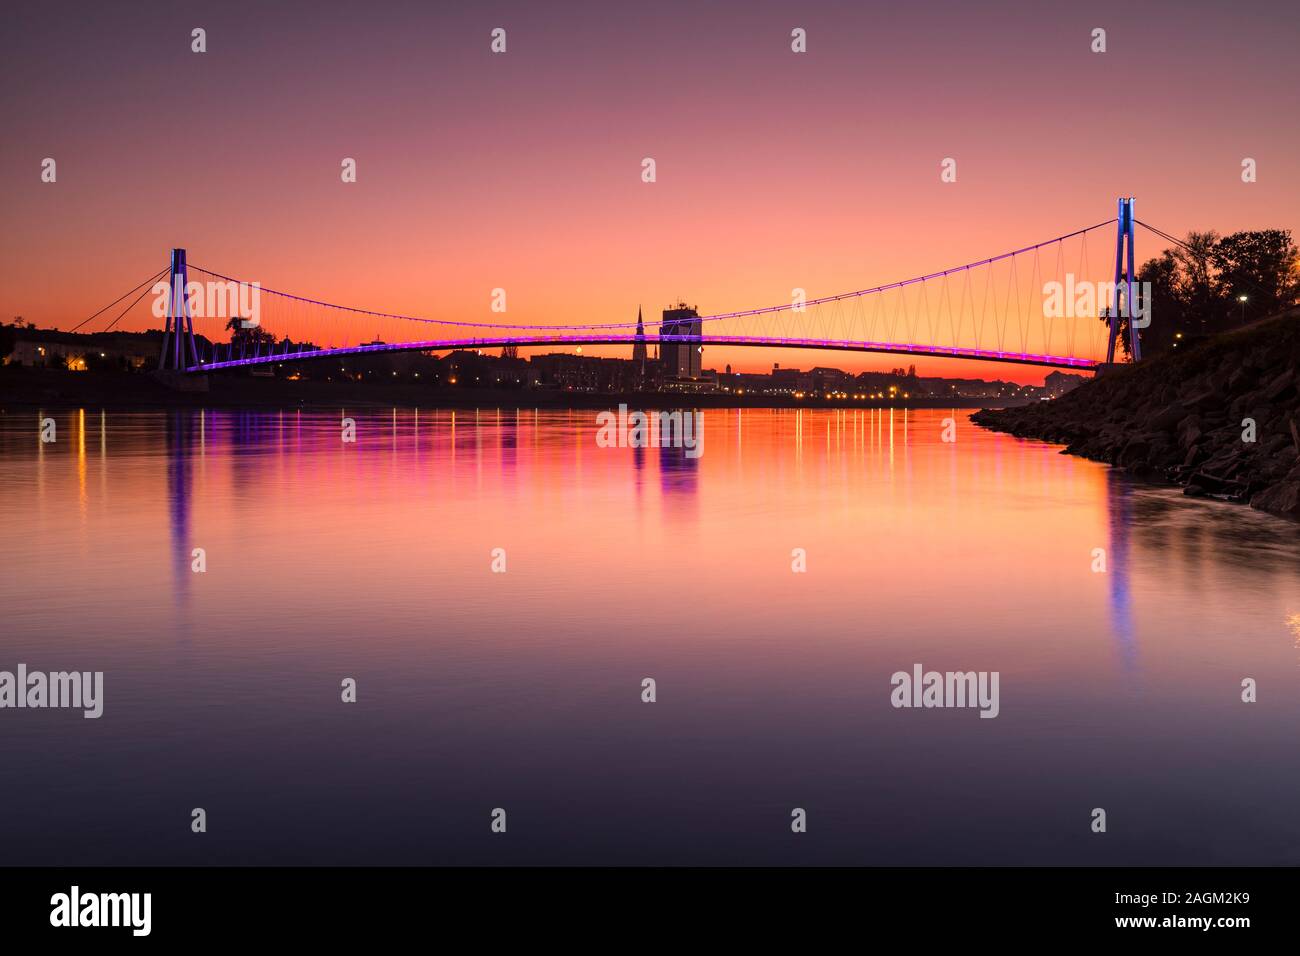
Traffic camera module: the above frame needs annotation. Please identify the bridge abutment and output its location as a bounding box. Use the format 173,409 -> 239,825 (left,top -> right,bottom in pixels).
151,370 -> 209,392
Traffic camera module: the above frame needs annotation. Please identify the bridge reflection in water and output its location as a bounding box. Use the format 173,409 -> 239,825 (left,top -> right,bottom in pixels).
7,406 -> 1294,865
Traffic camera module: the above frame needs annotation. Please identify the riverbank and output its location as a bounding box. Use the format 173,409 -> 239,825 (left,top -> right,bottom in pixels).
972,308 -> 1300,521
0,365 -> 1026,412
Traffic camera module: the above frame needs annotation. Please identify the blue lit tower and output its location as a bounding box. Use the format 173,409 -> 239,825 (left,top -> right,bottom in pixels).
1106,198 -> 1142,363
158,248 -> 199,371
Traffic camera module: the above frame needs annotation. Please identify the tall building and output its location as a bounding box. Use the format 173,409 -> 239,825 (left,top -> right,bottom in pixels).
632,306 -> 647,377
660,303 -> 701,379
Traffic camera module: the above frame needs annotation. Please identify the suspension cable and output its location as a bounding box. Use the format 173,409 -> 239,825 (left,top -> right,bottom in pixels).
68,268 -> 168,332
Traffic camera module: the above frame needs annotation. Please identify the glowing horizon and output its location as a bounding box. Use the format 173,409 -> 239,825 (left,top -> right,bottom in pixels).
2,1 -> 1298,384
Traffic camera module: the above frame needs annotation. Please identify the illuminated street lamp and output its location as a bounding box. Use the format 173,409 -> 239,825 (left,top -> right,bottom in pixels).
1238,294 -> 1248,324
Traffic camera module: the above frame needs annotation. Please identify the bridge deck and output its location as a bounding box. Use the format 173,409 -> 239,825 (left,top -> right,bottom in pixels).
193,335 -> 1099,373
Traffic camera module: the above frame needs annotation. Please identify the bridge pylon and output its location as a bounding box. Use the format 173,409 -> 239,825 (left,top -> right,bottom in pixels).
158,248 -> 199,371
1106,198 -> 1141,363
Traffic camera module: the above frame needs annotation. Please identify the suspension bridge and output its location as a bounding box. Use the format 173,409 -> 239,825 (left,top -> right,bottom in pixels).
85,199 -> 1153,376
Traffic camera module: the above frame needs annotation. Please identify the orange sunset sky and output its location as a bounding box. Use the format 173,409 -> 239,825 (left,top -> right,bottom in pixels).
2,0 -> 1298,383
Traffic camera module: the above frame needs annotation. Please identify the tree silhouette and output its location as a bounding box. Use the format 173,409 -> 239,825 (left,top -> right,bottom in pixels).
1131,228 -> 1300,357
224,316 -> 277,353
1214,229 -> 1300,321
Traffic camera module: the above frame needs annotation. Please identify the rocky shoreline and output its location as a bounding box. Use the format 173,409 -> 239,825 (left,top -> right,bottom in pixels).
973,308 -> 1300,521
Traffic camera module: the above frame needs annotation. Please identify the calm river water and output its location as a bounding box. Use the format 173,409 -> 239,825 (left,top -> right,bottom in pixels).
1,406 -> 1298,865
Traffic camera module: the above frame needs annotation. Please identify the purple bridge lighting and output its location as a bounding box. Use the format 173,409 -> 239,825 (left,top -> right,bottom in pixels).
146,202 -> 1151,375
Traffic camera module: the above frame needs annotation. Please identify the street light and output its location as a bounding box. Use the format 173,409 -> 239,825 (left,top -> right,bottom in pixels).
1238,294 -> 1248,324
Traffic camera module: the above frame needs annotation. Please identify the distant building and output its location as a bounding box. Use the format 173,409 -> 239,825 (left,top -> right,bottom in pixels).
1043,370 -> 1086,398
3,327 -> 184,371
438,349 -> 534,388
659,303 -> 701,379
530,352 -> 636,392
810,366 -> 853,395
770,366 -> 810,394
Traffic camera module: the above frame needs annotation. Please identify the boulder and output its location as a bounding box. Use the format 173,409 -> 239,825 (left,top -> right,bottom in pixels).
1227,366 -> 1253,391
1250,480 -> 1300,519
1147,402 -> 1188,431
1183,389 -> 1221,412
1263,368 -> 1295,402
1264,433 -> 1290,455
1176,415 -> 1203,449
1118,437 -> 1150,469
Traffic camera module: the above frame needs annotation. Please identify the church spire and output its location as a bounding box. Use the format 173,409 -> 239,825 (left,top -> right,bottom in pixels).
632,305 -> 647,376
